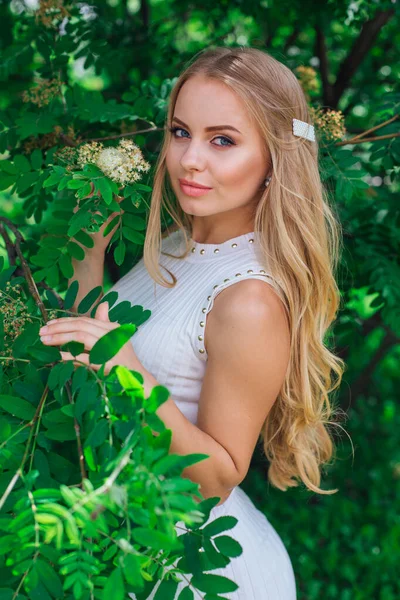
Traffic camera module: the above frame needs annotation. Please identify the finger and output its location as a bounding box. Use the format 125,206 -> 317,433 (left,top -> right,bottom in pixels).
42,318 -> 116,338
46,316 -> 111,329
41,331 -> 99,350
95,301 -> 110,322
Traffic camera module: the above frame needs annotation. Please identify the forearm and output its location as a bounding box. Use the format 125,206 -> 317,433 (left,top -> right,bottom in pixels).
68,250 -> 105,313
134,364 -> 240,503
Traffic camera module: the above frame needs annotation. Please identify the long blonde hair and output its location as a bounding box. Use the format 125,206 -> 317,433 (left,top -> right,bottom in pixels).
143,46 -> 346,495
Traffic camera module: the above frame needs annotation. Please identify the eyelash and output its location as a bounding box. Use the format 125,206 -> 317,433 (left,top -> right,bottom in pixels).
168,126 -> 235,147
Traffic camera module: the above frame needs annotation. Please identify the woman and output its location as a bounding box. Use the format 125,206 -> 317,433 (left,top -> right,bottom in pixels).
40,47 -> 345,598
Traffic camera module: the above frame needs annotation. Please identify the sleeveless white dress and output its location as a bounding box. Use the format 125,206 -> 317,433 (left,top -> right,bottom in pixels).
109,228 -> 297,599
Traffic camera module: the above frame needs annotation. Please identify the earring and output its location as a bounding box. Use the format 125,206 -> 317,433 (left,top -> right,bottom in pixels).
264,176 -> 271,187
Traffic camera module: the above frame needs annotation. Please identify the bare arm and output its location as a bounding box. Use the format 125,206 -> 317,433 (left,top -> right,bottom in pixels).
126,279 -> 290,504
68,250 -> 105,313
67,188 -> 123,313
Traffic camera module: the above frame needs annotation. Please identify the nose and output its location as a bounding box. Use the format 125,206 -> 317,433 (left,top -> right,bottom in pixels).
179,140 -> 207,172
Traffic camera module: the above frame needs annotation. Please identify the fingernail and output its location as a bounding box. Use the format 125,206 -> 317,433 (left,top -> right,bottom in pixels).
47,319 -> 56,324
40,326 -> 48,333
40,335 -> 52,342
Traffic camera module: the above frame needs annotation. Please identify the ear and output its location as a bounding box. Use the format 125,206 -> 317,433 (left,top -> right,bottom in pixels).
95,300 -> 110,322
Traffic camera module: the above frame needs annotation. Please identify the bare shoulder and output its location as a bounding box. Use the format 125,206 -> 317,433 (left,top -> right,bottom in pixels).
205,278 -> 290,355
197,278 -> 291,485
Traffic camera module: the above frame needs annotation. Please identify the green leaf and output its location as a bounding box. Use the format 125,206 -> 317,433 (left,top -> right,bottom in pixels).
122,214 -> 147,230
36,559 -> 64,598
30,149 -> 43,170
67,207 -> 92,237
146,385 -> 170,413
43,172 -> 64,188
45,289 -> 60,309
95,177 -> 113,205
89,323 -> 136,364
154,579 -> 179,600
153,453 -> 209,477
122,554 -> 144,589
27,344 -> 61,364
0,174 -> 16,190
16,171 -> 40,193
64,280 -> 79,310
122,227 -> 145,245
85,420 -> 109,448
44,422 -> 76,442
84,444 -> 97,471
12,322 -> 40,358
182,534 -> 203,578
102,214 -> 120,237
131,528 -> 175,551
77,285 -> 103,314
0,395 -> 36,420
202,516 -> 238,537
74,230 -> 94,249
16,111 -> 56,139
178,587 -> 194,599
67,178 -> 88,189
13,154 -> 31,173
115,365 -> 144,392
58,253 -> 74,279
0,160 -> 18,175
114,240 -> 126,266
132,183 -> 152,192
202,536 -> 229,569
61,341 -> 85,357
190,573 -> 238,594
213,535 -> 243,558
67,241 -> 85,261
103,567 -> 125,600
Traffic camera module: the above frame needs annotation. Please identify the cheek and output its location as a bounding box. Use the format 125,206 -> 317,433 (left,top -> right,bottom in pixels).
217,150 -> 265,189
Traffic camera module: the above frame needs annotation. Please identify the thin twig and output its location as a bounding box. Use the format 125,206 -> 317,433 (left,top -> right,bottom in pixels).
344,114 -> 398,143
66,384 -> 87,485
0,223 -> 18,266
85,126 -> 162,143
0,385 -> 49,511
0,218 -> 49,321
335,132 -> 400,146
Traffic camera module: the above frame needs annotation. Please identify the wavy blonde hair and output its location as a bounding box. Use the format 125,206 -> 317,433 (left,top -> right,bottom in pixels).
143,46 -> 346,495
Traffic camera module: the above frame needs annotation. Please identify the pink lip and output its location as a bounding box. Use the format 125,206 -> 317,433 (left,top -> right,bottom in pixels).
179,179 -> 212,190
179,180 -> 212,197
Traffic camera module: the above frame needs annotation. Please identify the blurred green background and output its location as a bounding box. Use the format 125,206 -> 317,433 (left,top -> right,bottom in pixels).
0,1 -> 399,598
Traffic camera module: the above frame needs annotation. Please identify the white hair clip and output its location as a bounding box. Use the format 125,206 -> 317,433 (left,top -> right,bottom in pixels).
292,118 -> 315,142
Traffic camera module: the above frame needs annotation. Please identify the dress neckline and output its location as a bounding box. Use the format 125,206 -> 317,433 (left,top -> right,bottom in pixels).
183,229 -> 259,262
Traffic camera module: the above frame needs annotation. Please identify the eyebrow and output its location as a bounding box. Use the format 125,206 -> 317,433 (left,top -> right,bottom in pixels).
171,116 -> 242,135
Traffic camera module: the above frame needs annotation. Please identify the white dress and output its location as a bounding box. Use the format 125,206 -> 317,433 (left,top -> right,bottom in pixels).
109,228 -> 297,599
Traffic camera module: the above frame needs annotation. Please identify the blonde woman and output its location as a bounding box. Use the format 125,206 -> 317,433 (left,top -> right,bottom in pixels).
40,46 -> 345,598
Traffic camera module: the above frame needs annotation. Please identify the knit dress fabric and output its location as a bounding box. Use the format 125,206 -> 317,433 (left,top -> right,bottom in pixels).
109,228 -> 297,599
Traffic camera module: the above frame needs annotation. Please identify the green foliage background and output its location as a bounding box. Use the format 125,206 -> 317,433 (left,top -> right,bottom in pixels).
0,0 -> 399,599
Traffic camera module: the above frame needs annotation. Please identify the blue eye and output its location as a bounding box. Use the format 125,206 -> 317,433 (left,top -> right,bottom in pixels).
168,126 -> 234,147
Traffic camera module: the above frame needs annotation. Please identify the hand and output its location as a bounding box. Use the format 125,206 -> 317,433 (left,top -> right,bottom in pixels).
39,302 -> 139,375
74,183 -> 124,254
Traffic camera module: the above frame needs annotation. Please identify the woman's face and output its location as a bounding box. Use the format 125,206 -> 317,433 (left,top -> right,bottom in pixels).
165,75 -> 270,230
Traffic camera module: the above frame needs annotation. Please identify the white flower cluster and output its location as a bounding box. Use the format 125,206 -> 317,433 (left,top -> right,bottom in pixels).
77,139 -> 151,185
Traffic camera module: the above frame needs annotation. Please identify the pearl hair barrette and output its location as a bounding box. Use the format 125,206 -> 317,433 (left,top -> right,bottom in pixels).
292,118 -> 315,142
264,118 -> 315,186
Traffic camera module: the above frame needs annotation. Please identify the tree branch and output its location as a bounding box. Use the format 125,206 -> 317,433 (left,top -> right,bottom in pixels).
283,27 -> 300,52
349,328 -> 397,400
335,114 -> 399,146
331,9 -> 395,108
0,218 -> 49,321
0,223 -> 18,267
315,25 -> 332,106
335,132 -> 400,146
84,125 -> 161,143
